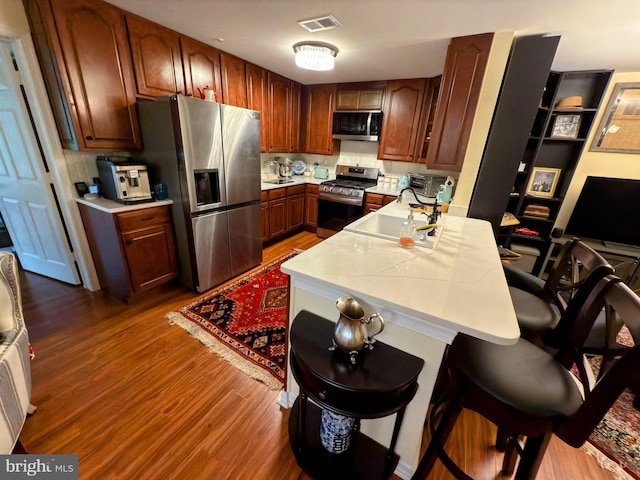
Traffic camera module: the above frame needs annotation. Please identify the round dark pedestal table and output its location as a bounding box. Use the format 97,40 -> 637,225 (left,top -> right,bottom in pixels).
288,310 -> 425,480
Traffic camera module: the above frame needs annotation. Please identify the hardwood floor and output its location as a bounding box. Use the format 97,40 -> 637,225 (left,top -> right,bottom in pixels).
17,231 -> 615,479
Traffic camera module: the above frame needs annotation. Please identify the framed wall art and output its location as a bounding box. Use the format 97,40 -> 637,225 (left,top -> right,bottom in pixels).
526,167 -> 561,198
591,82 -> 640,153
550,114 -> 581,138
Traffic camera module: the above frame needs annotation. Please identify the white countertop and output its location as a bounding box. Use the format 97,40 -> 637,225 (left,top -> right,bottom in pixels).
75,196 -> 173,213
281,200 -> 519,345
365,186 -> 400,196
261,175 -> 326,190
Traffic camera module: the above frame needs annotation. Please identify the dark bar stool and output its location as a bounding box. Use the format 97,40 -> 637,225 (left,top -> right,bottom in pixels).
412,275 -> 640,480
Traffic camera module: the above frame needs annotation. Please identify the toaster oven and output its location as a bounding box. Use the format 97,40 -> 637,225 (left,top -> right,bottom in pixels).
408,173 -> 448,197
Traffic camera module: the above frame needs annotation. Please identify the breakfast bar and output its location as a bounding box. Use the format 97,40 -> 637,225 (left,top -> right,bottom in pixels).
280,201 -> 520,479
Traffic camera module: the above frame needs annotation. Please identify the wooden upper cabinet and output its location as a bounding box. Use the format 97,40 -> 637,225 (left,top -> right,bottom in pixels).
302,84 -> 336,155
427,33 -> 494,172
220,52 -> 247,108
289,81 -> 301,153
27,0 -> 142,151
246,63 -> 269,152
180,36 -> 222,101
377,78 -> 427,162
125,14 -> 185,98
267,73 -> 301,153
335,82 -> 385,110
417,75 -> 442,163
267,72 -> 291,152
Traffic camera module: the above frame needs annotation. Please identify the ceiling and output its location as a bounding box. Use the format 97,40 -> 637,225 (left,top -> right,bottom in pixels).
105,0 -> 640,85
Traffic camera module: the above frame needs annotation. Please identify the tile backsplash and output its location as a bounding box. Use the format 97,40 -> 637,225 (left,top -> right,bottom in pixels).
65,140 -> 457,188
63,150 -> 101,184
263,140 -> 458,180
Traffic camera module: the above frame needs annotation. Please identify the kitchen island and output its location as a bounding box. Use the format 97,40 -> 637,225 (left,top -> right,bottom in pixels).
280,200 -> 519,479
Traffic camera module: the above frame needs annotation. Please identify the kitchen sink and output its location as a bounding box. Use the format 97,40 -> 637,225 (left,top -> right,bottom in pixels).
343,212 -> 440,248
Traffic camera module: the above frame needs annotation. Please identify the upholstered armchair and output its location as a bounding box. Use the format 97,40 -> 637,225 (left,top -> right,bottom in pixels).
0,252 -> 35,453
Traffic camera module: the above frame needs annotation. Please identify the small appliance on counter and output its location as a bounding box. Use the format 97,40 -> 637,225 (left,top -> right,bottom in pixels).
277,157 -> 293,183
408,172 -> 449,197
263,159 -> 280,183
263,157 -> 294,184
314,167 -> 329,179
436,176 -> 456,204
96,156 -> 152,204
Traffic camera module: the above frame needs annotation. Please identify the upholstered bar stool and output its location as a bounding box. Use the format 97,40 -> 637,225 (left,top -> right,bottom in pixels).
412,275 -> 640,480
504,237 -> 613,346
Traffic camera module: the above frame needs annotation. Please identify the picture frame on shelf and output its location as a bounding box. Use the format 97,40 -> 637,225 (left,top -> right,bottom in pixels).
550,113 -> 581,138
591,82 -> 640,153
526,167 -> 561,198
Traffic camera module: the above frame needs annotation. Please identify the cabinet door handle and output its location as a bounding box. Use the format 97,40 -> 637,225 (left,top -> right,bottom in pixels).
85,135 -> 93,140
140,216 -> 154,221
125,240 -> 132,245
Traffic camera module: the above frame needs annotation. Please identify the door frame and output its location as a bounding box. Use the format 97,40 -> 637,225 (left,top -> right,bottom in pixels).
2,26 -> 100,290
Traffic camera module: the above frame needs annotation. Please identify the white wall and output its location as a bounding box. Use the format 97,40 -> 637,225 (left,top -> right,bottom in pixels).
555,71 -> 640,229
0,0 -> 30,36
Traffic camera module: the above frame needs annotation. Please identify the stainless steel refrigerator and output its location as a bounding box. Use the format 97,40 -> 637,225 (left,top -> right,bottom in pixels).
136,95 -> 262,292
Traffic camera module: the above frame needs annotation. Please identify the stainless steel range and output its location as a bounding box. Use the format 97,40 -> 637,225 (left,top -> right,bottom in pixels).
316,165 -> 379,238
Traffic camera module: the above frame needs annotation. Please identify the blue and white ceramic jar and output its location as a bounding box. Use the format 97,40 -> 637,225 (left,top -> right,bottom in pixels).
319,409 -> 355,454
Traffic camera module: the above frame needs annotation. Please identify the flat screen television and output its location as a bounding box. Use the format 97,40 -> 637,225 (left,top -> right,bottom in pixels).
565,176 -> 640,248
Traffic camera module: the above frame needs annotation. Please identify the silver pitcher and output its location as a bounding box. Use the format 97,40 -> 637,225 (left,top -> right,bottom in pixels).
329,296 -> 385,364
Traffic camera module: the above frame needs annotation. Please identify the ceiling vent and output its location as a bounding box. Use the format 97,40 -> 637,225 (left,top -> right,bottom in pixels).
297,15 -> 342,33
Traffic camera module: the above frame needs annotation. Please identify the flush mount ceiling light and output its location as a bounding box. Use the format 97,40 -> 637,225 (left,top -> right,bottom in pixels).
293,42 -> 339,71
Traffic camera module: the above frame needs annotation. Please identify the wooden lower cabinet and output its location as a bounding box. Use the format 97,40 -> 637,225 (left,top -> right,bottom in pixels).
287,193 -> 305,231
365,193 -> 397,214
383,195 -> 397,206
261,191 -> 270,243
304,184 -> 319,230
364,193 -> 384,214
263,184 -> 307,242
78,204 -> 178,302
269,197 -> 287,239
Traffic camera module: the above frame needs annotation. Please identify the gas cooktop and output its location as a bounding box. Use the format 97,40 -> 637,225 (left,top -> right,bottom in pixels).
318,165 -> 379,203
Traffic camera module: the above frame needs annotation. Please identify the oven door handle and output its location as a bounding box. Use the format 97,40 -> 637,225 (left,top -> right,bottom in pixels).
318,191 -> 363,206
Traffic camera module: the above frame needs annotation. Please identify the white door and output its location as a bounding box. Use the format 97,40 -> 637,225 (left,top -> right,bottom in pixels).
0,40 -> 80,284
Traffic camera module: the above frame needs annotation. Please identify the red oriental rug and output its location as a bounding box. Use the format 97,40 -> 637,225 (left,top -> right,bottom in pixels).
166,251 -> 297,390
582,345 -> 640,480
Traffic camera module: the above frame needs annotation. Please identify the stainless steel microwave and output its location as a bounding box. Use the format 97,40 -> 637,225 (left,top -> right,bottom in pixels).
332,111 -> 382,141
